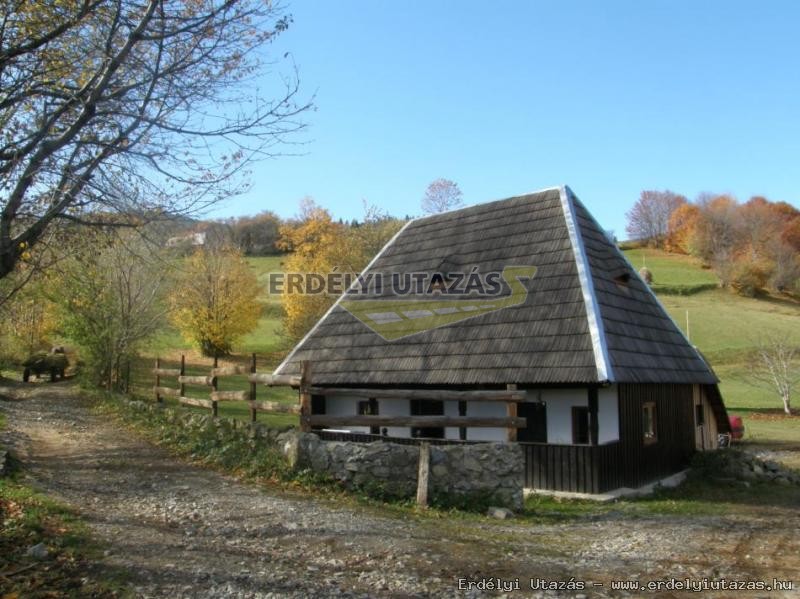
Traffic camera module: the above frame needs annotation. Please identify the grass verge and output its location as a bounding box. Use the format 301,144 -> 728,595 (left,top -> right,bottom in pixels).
0,478 -> 128,598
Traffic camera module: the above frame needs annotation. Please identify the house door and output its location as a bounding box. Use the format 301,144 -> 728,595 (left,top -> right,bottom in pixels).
517,402 -> 547,443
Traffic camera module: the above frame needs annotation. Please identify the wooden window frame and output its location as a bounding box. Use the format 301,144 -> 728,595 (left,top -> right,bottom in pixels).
643,401 -> 658,445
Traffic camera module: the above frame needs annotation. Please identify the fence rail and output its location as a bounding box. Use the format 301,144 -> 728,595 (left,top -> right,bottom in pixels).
152,354 -> 300,421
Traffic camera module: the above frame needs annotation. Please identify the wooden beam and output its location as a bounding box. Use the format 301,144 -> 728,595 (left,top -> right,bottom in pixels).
507,383 -> 518,442
299,361 -> 311,432
153,386 -> 180,398
152,368 -> 181,377
154,358 -> 161,403
178,375 -> 215,386
211,390 -> 249,402
178,396 -> 214,409
416,442 -> 430,508
308,387 -> 527,402
211,365 -> 248,377
252,401 -> 300,414
306,415 -> 526,428
211,356 -> 219,418
249,353 -> 257,423
179,355 -> 186,398
248,373 -> 302,387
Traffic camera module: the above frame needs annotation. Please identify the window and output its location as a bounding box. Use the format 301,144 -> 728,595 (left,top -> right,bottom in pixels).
311,394 -> 326,415
643,401 -> 658,444
310,394 -> 326,431
410,399 -> 444,439
695,403 -> 705,427
357,398 -> 379,435
572,406 -> 590,445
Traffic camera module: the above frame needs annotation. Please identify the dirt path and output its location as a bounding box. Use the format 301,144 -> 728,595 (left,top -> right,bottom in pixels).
1,381 -> 799,598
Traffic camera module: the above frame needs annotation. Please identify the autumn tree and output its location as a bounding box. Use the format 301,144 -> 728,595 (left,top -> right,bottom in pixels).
421,179 -> 464,214
278,199 -> 404,341
625,190 -> 687,248
665,203 -> 701,254
0,0 -> 310,285
227,211 -> 283,255
278,200 -> 357,341
56,232 -> 168,387
169,246 -> 261,356
0,275 -> 59,363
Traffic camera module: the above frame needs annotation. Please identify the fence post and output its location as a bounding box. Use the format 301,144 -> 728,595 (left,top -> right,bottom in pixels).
299,360 -> 311,432
506,383 -> 518,442
249,353 -> 257,423
179,354 -> 186,399
155,357 -> 162,403
416,442 -> 430,508
211,355 -> 219,418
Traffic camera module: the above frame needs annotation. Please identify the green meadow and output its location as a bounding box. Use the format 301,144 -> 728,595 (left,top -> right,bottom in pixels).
623,248 -> 800,447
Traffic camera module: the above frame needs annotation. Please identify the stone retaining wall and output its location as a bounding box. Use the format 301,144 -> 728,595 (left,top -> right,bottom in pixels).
279,431 -> 524,510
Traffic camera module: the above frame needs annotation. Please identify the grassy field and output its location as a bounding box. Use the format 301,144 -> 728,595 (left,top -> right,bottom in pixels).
623,248 -> 800,446
624,248 -> 719,291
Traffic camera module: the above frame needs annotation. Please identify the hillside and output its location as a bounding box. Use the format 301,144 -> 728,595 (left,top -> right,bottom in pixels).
623,248 -> 800,447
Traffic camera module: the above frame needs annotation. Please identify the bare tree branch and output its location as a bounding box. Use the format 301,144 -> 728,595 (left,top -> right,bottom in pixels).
0,0 -> 311,283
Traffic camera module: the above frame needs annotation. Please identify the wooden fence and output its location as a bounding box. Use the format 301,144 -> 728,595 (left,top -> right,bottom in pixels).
302,382 -> 528,438
154,358 -> 527,438
153,354 -> 302,421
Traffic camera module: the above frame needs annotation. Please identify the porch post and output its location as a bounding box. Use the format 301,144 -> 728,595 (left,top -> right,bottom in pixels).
506,383 -> 517,442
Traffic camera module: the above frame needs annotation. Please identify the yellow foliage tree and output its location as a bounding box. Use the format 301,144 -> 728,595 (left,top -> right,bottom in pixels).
170,246 -> 262,357
665,203 -> 701,254
278,199 -> 403,341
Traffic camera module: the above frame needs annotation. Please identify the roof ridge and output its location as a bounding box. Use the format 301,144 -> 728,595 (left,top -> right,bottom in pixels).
413,185 -> 562,222
559,185 -> 614,383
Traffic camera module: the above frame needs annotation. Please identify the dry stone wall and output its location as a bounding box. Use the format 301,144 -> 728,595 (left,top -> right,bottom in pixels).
279,431 -> 524,510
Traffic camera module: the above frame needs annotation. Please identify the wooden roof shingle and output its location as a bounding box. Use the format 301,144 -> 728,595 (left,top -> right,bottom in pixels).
275,186 -> 718,386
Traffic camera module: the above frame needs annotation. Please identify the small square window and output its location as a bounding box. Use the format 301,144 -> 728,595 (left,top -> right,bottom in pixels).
643,401 -> 658,445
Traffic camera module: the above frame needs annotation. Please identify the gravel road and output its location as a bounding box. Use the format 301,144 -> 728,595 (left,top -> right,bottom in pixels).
1,380 -> 798,598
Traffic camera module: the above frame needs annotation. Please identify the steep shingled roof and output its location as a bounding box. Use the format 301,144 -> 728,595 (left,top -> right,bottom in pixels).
275,186 -> 718,387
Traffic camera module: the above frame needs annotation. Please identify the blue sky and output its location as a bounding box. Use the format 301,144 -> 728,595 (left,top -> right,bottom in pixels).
208,1 -> 800,238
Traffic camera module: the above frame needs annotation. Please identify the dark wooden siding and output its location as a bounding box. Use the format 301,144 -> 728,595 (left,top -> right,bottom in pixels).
617,383 -> 695,489
523,384 -> 695,493
521,442 -> 623,494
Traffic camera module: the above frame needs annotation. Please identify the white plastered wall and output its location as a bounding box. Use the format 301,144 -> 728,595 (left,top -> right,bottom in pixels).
597,385 -> 620,444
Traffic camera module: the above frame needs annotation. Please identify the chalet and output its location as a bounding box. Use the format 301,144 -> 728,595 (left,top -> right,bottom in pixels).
274,186 -> 730,494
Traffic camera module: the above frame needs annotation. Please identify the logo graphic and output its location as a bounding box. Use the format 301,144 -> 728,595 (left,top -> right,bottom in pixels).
340,265 -> 537,340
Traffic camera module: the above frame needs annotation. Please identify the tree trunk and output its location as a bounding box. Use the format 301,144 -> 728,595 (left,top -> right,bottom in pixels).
782,393 -> 792,415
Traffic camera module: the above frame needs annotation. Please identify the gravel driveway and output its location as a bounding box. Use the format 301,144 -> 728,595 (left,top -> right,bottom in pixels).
1,380 -> 798,598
